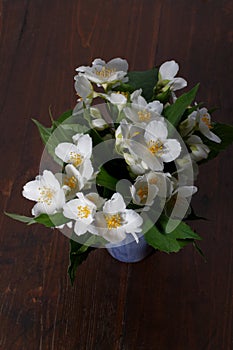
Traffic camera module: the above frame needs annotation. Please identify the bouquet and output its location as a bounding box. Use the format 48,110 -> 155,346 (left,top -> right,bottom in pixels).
7,57 -> 233,284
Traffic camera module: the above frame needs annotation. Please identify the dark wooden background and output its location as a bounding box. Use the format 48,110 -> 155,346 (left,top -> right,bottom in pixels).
0,1 -> 232,349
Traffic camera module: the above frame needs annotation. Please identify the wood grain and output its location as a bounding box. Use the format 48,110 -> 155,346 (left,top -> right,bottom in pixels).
0,1 -> 232,349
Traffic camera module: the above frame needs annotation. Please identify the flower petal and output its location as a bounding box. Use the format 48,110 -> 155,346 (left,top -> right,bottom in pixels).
22,180 -> 41,201
145,120 -> 168,141
170,77 -> 187,91
159,60 -> 179,80
107,58 -> 129,72
74,220 -> 89,236
161,139 -> 181,162
103,193 -> 126,214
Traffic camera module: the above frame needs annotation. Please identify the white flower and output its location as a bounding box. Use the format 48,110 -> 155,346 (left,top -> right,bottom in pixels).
89,193 -> 143,243
186,135 -> 210,161
123,152 -> 147,175
57,161 -> 94,200
130,89 -> 143,103
115,119 -> 142,153
124,94 -> 164,125
130,174 -> 159,206
89,107 -> 108,130
104,92 -> 127,111
131,171 -> 173,206
158,60 -> 187,91
129,120 -> 181,171
22,170 -> 65,216
168,186 -> 198,219
179,110 -> 197,137
180,108 -> 221,143
55,133 -> 92,168
198,108 -> 221,143
74,74 -> 94,101
76,58 -> 128,87
63,193 -> 97,236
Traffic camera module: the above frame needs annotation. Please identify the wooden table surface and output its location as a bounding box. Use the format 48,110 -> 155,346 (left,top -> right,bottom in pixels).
0,1 -> 232,349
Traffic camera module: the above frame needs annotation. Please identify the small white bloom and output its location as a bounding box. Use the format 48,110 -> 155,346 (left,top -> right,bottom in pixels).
90,107 -> 108,130
159,60 -> 187,91
56,161 -> 95,200
124,95 -> 164,125
130,89 -> 143,103
180,108 -> 221,143
74,74 -> 94,101
131,171 -> 173,206
198,108 -> 221,143
76,58 -> 128,87
55,134 -> 92,168
130,174 -> 159,206
115,119 -> 142,154
89,193 -> 143,243
104,92 -> 127,111
123,152 -> 147,175
186,135 -> 210,161
63,192 -> 97,236
179,110 -> 197,137
22,170 -> 65,216
129,120 -> 181,171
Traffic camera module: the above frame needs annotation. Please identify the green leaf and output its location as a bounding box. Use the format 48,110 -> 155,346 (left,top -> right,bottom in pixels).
127,68 -> 159,102
32,213 -> 71,227
164,84 -> 199,127
144,217 -> 201,253
96,167 -> 118,191
5,212 -> 35,224
201,122 -> 233,162
51,110 -> 72,130
145,224 -> 181,253
32,119 -> 52,145
193,241 -> 206,261
159,216 -> 202,240
5,212 -> 70,228
68,239 -> 95,285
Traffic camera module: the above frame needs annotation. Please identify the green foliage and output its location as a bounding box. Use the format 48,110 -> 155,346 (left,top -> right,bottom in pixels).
164,84 -> 199,127
5,212 -> 70,227
51,110 -> 73,129
32,119 -> 52,145
145,217 -> 201,253
96,167 -> 118,191
68,238 -> 95,285
33,111 -> 89,166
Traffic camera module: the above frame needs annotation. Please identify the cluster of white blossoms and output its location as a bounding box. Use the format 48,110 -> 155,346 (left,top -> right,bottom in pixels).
22,57 -> 221,244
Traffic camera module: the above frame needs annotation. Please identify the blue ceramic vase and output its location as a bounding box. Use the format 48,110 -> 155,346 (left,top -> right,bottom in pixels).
106,235 -> 154,263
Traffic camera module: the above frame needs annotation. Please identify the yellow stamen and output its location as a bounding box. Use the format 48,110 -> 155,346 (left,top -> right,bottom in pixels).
64,176 -> 77,189
148,140 -> 164,155
38,187 -> 54,205
149,177 -> 158,185
116,91 -> 129,98
95,66 -> 116,78
105,214 -> 123,229
137,186 -> 148,200
69,152 -> 83,167
201,114 -> 212,129
138,110 -> 151,122
77,205 -> 91,219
